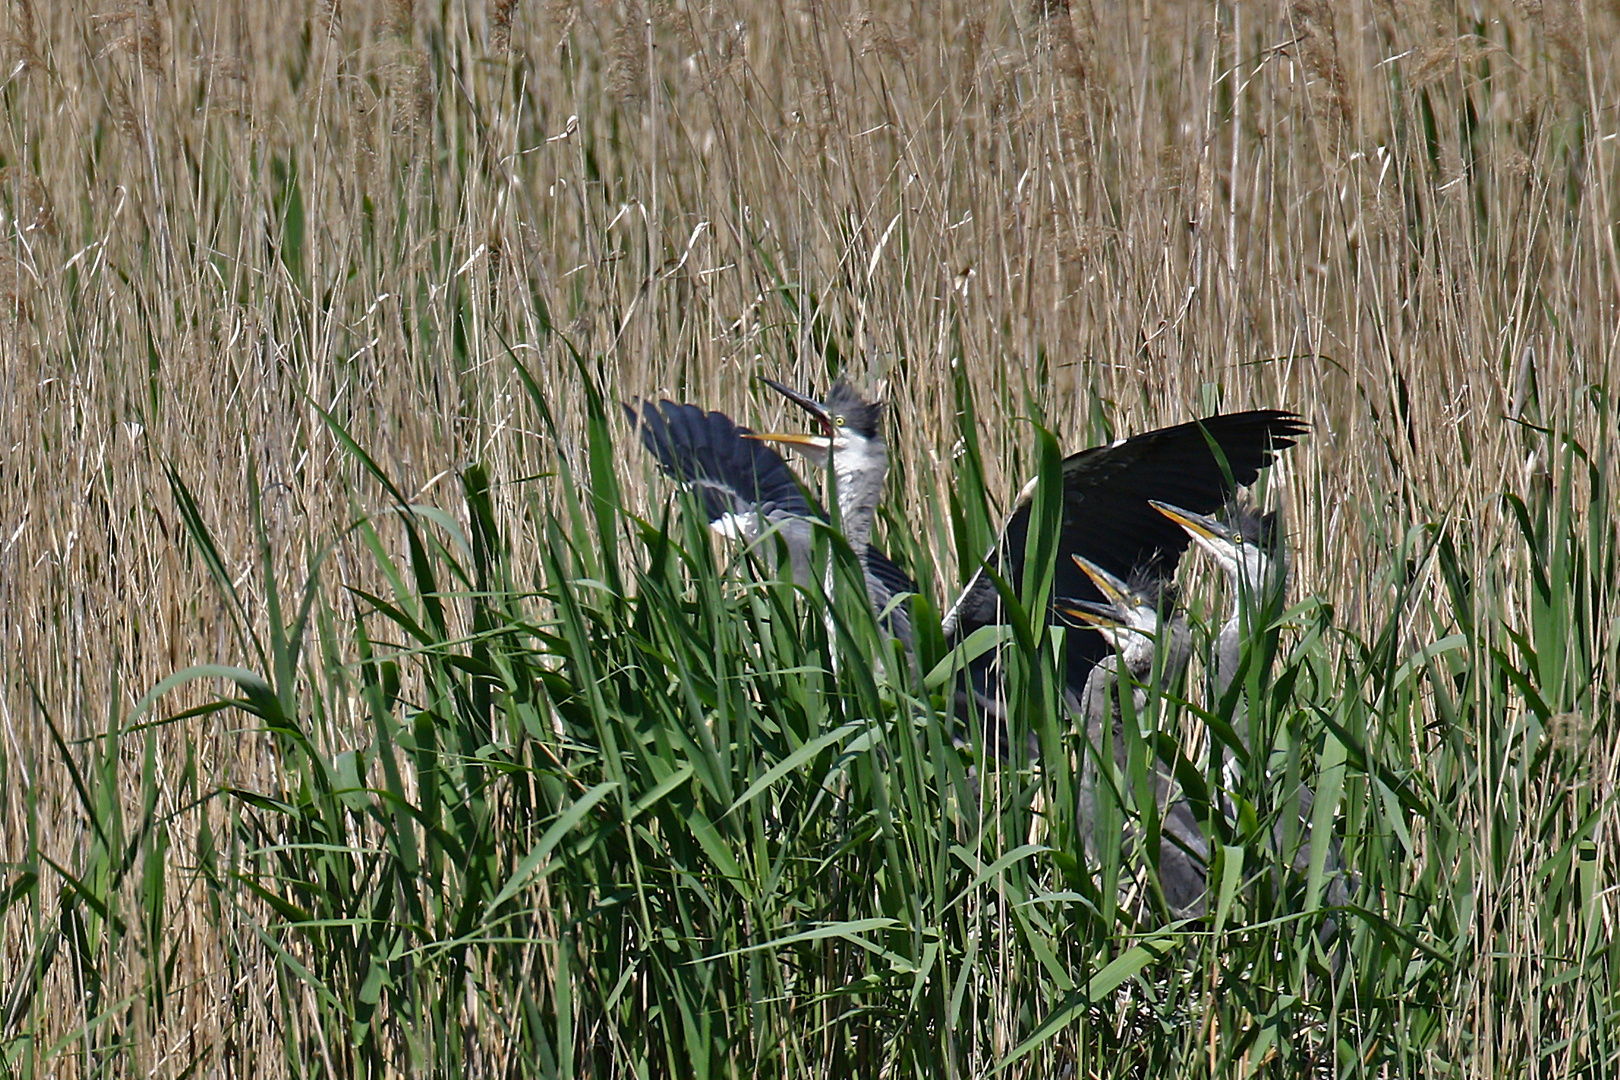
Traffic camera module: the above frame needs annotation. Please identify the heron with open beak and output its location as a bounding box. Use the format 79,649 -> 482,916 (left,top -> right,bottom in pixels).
629,377 -> 1305,728
1062,554 -> 1208,919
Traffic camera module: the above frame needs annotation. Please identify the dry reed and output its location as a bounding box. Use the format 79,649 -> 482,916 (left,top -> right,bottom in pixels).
1,0 -> 1616,1074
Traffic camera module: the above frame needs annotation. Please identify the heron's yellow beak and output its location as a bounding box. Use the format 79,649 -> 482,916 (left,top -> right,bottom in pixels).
1070,553 -> 1133,607
744,432 -> 832,450
1150,500 -> 1224,544
1057,598 -> 1128,630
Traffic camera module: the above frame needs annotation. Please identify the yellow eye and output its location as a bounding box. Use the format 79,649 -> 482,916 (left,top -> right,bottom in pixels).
833,415 -> 846,427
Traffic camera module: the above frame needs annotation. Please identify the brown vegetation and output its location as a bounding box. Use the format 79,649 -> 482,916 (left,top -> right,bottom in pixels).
1,0 -> 1616,1073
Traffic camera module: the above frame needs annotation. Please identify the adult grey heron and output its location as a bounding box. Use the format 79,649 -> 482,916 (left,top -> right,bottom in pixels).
627,378 -> 1305,708
1063,555 -> 1210,919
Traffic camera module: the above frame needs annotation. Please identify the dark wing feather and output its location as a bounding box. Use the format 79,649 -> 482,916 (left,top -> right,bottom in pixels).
1047,409 -> 1306,582
628,400 -> 816,522
946,409 -> 1306,689
866,547 -> 919,599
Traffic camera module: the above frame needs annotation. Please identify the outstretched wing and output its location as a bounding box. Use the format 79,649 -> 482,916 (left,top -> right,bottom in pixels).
628,400 -> 814,525
944,409 -> 1306,689
628,400 -> 916,593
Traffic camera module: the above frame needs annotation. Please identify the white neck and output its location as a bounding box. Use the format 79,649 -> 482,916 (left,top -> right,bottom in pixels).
830,437 -> 887,558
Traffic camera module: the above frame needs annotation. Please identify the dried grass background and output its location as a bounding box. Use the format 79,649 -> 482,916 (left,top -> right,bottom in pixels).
1,0 -> 1617,1073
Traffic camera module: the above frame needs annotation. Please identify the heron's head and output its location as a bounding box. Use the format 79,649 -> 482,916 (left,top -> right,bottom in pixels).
1060,554 -> 1164,655
1150,500 -> 1281,592
750,378 -> 887,490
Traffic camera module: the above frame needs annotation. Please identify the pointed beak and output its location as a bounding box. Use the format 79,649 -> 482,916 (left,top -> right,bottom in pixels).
1070,553 -> 1135,608
744,431 -> 832,451
759,377 -> 837,438
1057,596 -> 1128,630
1150,500 -> 1237,559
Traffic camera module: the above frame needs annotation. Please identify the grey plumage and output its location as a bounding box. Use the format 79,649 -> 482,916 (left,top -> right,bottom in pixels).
631,379 -> 1307,766
750,378 -> 913,647
627,390 -> 916,644
1150,501 -> 1287,781
633,383 -> 1347,928
1065,556 -> 1209,919
634,381 -> 1305,698
1152,501 -> 1352,915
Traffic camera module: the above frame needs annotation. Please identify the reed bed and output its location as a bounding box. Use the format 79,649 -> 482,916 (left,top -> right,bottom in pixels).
1,0 -> 1616,1075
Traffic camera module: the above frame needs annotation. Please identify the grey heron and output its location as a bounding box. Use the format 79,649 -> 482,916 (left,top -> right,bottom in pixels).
743,378 -> 912,646
1063,555 -> 1210,919
1150,500 -> 1288,706
628,378 -> 1305,715
626,381 -> 915,644
1151,500 -> 1351,911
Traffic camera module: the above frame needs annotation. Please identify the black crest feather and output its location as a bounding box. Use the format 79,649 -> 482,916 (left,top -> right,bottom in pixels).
824,379 -> 884,440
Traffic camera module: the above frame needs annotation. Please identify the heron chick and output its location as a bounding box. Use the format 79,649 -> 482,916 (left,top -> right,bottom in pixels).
1063,554 -> 1209,920
631,380 -> 1305,750
748,378 -> 912,646
1150,500 -> 1288,701
1150,501 -> 1352,918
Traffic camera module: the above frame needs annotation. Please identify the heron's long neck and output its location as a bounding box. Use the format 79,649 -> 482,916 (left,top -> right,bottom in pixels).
831,442 -> 887,560
819,440 -> 892,671
1215,550 -> 1289,723
1224,550 -> 1288,633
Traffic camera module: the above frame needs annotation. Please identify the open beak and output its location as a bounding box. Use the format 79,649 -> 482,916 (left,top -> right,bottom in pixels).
743,431 -> 832,451
1057,596 -> 1128,630
759,377 -> 837,438
1070,553 -> 1134,608
1056,597 -> 1154,654
1150,500 -> 1237,560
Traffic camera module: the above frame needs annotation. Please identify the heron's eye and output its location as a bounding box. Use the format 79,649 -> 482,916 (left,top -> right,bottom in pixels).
833,415 -> 846,427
